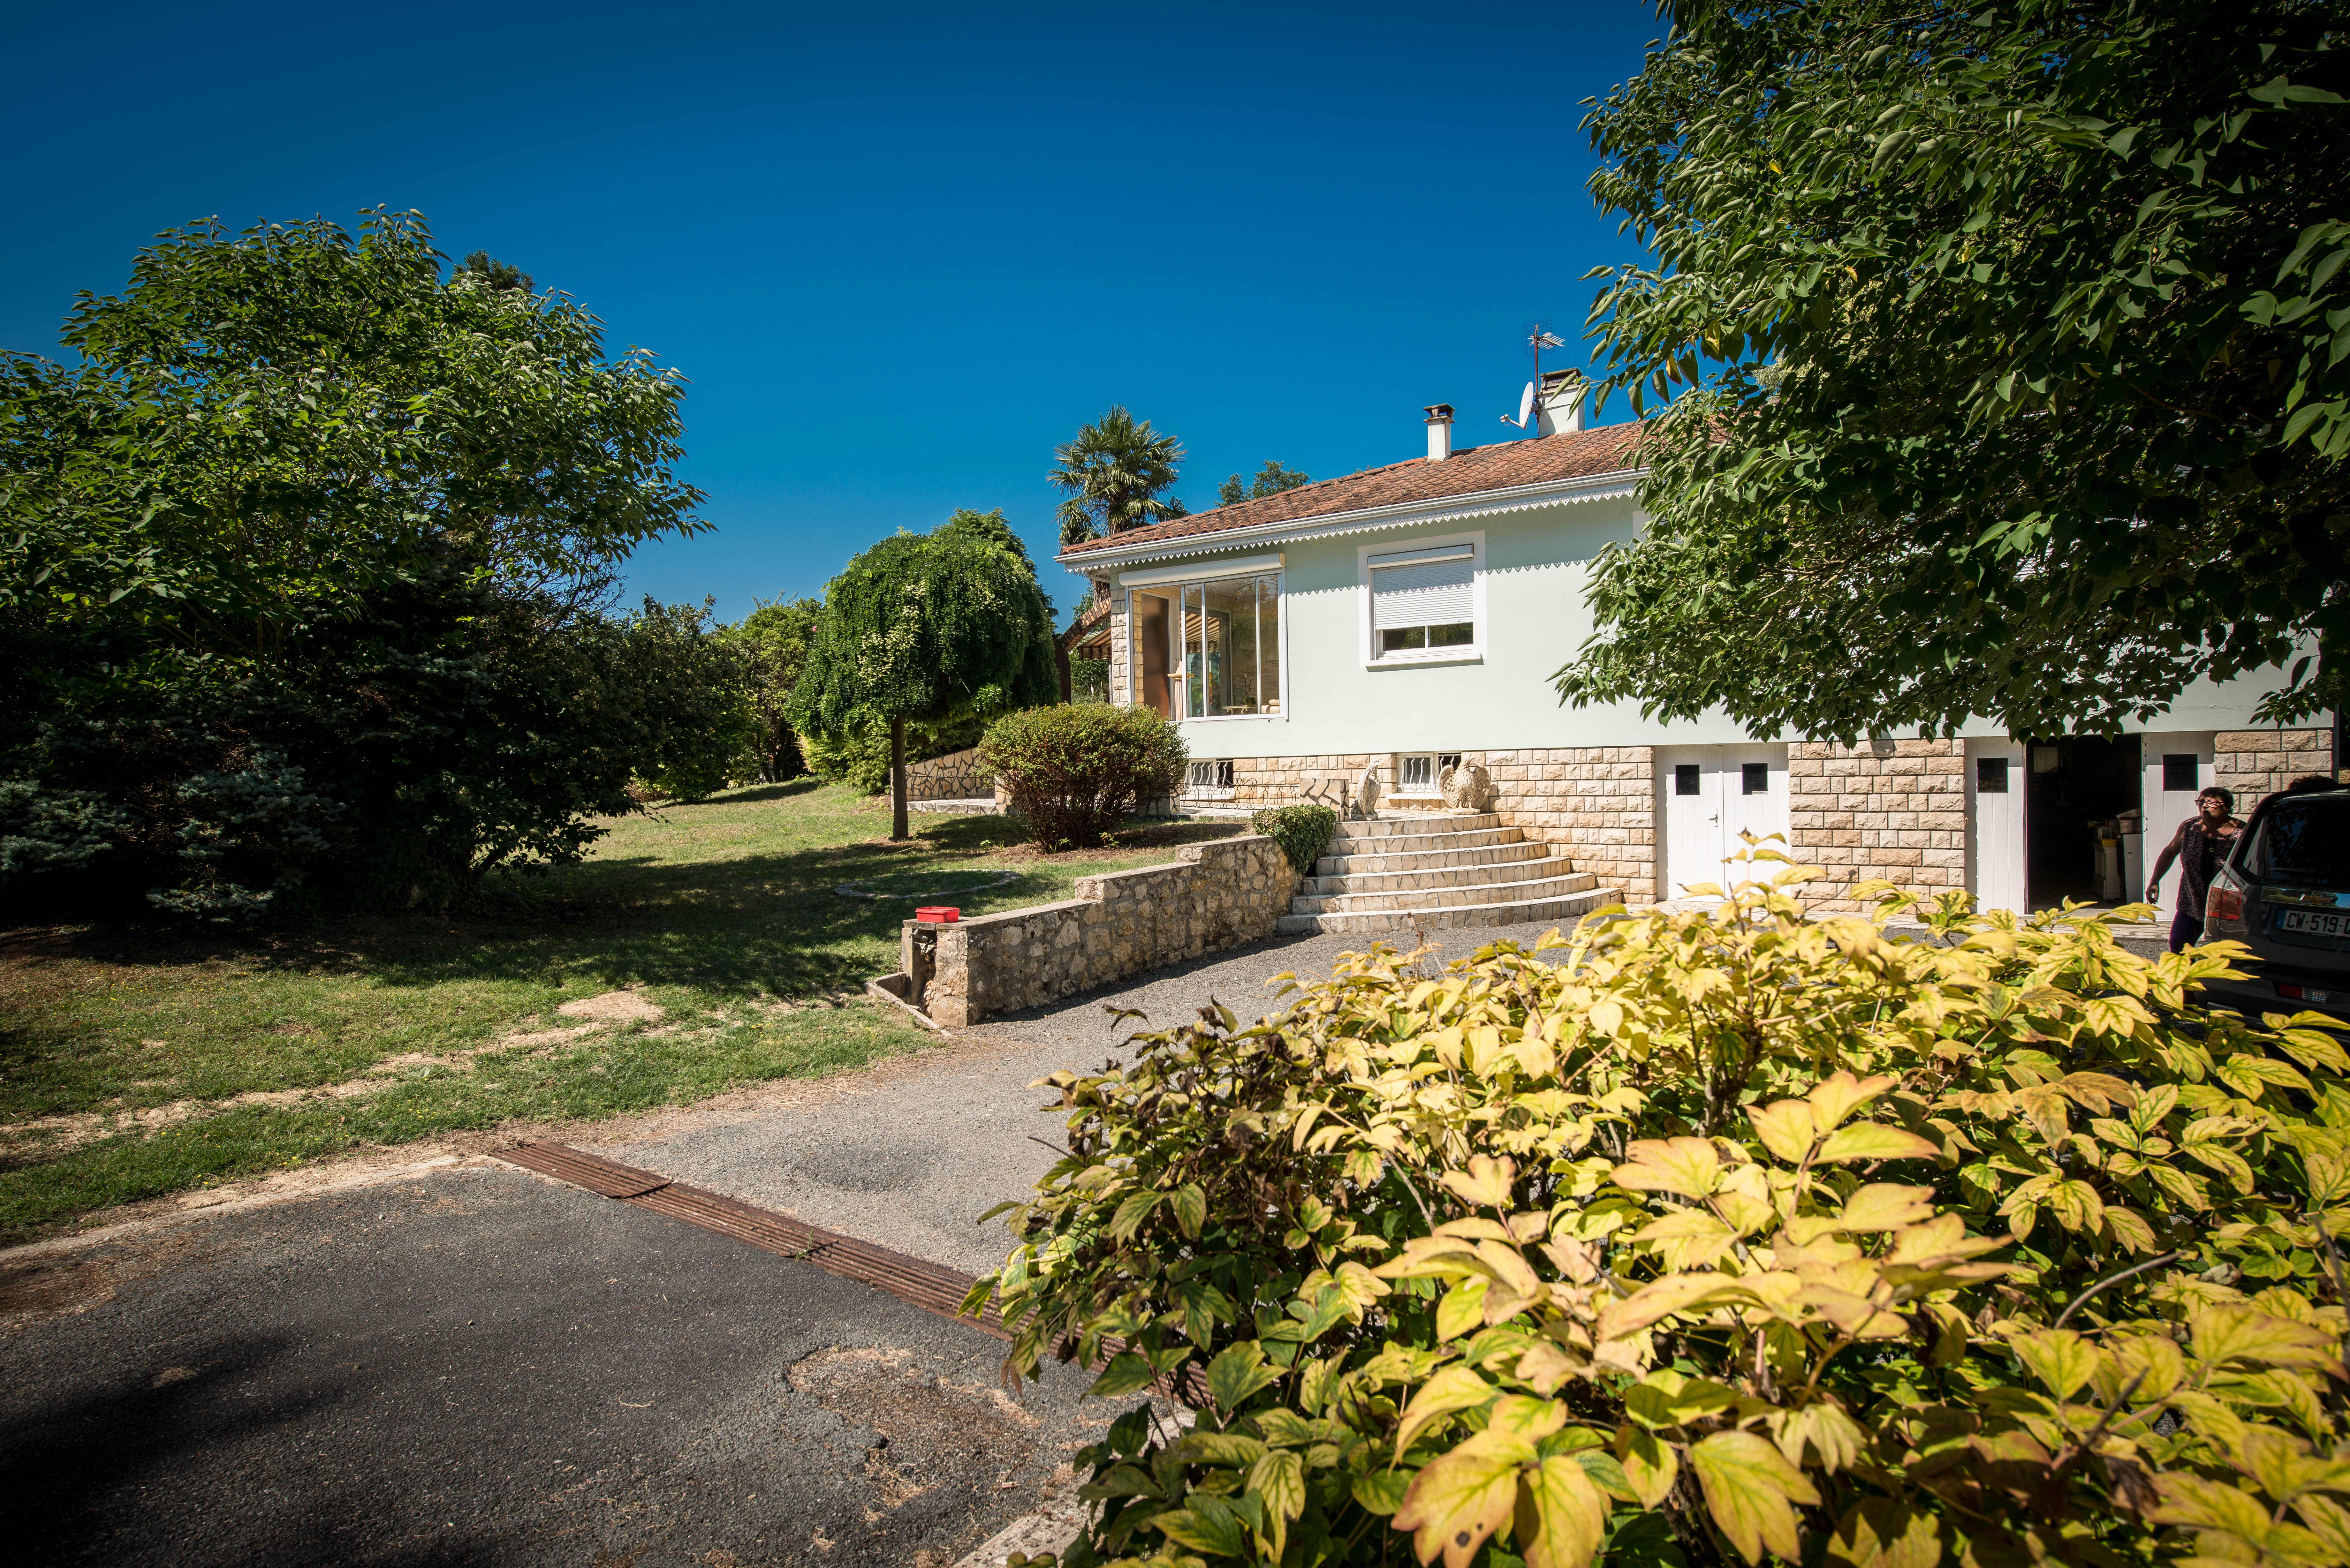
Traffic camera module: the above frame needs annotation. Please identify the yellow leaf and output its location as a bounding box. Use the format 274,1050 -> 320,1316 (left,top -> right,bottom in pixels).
2192,1305 -> 2346,1378
1247,1447 -> 1307,1560
1395,1365 -> 1496,1457
1595,1271 -> 1732,1341
1748,1099 -> 1816,1163
2103,1332 -> 2186,1403
1515,1455 -> 1608,1568
1770,1402 -> 1866,1472
1836,1183 -> 1937,1232
1487,1394 -> 1568,1443
1807,1070 -> 1897,1133
1438,1154 -> 1518,1210
1618,1425 -> 1679,1508
1815,1123 -> 1941,1165
1827,1499 -> 1943,1568
2008,1329 -> 2102,1402
1627,1369 -> 1739,1430
1630,1209 -> 1740,1270
1690,1430 -> 1821,1565
1614,1136 -> 1722,1198
1438,1278 -> 1490,1340
1395,1438 -> 1525,1568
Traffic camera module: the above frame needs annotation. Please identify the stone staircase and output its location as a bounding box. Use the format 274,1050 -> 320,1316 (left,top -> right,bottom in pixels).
1273,812 -> 1622,935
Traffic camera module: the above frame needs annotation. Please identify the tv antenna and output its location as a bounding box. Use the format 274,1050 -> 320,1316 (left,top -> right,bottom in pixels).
1500,326 -> 1566,430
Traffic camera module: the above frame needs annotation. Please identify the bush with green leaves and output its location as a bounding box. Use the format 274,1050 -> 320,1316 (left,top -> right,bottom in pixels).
0,211 -> 709,917
978,704 -> 1186,849
802,712 -> 990,796
972,851 -> 2350,1568
1251,805 -> 1339,876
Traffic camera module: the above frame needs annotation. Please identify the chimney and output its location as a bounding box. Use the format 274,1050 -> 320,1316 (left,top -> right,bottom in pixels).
1424,403 -> 1455,461
1535,370 -> 1587,436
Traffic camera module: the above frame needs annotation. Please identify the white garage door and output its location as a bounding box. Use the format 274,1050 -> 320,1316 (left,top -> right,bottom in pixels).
1658,745 -> 1791,898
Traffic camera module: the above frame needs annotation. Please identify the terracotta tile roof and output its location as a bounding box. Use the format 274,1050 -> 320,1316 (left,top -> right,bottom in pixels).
1060,422 -> 1649,560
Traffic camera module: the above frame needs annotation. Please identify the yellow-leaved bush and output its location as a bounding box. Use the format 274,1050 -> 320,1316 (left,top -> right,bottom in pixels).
966,851 -> 2350,1568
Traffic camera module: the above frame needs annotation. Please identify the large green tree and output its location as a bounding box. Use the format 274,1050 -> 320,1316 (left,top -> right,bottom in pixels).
787,509 -> 1058,838
1049,406 -> 1188,548
719,596 -> 824,782
1556,0 -> 2350,741
1217,459 -> 1311,509
0,211 -> 712,914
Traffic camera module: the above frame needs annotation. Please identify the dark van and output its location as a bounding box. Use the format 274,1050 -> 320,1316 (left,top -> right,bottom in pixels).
2198,784 -> 2350,1024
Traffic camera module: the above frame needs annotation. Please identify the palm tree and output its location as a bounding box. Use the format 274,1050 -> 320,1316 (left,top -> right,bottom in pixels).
1049,407 -> 1187,548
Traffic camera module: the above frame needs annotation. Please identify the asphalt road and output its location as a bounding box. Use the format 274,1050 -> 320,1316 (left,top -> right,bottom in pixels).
0,1165 -> 1105,1568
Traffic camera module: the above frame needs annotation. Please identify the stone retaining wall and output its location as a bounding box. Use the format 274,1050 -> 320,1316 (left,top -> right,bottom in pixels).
905,746 -> 993,801
1787,739 -> 1967,911
903,834 -> 1299,1027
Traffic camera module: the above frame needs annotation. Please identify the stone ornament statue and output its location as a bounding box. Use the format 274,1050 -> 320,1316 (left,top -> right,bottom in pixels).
1351,761 -> 1382,820
1439,762 -> 1494,812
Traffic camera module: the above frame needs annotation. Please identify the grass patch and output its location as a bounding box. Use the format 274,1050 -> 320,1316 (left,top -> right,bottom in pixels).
0,783 -> 1240,1240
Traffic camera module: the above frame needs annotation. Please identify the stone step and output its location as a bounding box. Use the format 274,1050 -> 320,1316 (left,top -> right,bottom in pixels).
1327,812 -> 1500,842
1289,871 -> 1600,916
1274,886 -> 1624,936
1314,838 -> 1550,878
1323,825 -> 1528,860
1301,852 -> 1581,898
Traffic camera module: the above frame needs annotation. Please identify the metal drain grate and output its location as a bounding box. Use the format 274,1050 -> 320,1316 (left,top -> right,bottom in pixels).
497,1141 -> 1007,1339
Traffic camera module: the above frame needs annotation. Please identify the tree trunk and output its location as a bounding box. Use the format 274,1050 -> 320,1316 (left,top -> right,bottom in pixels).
891,714 -> 909,841
1055,635 -> 1073,704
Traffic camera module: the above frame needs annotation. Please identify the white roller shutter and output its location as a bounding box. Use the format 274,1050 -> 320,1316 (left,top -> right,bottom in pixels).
1370,550 -> 1474,631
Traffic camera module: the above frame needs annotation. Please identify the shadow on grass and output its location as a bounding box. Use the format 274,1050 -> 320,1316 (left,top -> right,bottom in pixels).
1,811 -> 1249,1005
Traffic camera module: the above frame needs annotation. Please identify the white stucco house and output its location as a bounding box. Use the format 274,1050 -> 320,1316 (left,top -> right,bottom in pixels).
1057,373 -> 2338,921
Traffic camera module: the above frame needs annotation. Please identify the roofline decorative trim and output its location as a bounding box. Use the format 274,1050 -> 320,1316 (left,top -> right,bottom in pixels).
1055,467 -> 1646,576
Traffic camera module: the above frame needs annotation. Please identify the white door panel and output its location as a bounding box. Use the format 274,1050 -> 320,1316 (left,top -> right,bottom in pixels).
1657,745 -> 1791,898
2140,732 -> 2215,922
1967,738 -> 2026,915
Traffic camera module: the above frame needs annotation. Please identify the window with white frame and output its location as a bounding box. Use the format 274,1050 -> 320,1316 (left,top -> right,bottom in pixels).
1367,541 -> 1479,660
1125,567 -> 1284,719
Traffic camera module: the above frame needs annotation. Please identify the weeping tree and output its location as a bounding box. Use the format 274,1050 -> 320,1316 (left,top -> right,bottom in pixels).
787,509 -> 1059,839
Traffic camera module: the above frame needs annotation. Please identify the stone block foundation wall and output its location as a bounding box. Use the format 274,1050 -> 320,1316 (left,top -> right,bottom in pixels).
903,834 -> 1298,1026
903,746 -> 993,801
1478,748 -> 1656,896
2216,729 -> 2337,805
1787,740 -> 1967,911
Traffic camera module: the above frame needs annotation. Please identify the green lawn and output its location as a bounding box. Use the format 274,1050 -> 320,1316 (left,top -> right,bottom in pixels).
0,782 -> 1241,1242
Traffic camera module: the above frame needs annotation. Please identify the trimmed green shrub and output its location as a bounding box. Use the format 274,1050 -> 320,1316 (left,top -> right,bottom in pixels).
1252,804 -> 1339,875
978,704 -> 1186,849
971,850 -> 2350,1568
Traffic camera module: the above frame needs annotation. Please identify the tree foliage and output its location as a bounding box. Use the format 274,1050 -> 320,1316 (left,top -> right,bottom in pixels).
787,509 -> 1058,829
1219,460 -> 1313,509
1558,0 -> 2350,740
718,595 -> 823,782
975,852 -> 2350,1568
1052,407 -> 1190,548
0,211 -> 713,916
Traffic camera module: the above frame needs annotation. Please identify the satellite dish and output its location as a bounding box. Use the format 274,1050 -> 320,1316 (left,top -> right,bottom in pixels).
1503,382 -> 1535,428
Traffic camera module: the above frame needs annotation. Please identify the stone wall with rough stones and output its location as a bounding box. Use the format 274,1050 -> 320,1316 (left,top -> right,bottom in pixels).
904,746 -> 993,801
1786,739 -> 1967,911
905,834 -> 1298,1026
2215,728 -> 2336,807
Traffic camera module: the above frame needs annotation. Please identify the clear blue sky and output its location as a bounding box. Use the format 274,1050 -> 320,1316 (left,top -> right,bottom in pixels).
0,0 -> 1661,622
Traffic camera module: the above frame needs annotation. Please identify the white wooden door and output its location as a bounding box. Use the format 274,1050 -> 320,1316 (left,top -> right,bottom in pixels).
2139,732 -> 2214,922
1657,746 -> 1790,897
1966,738 -> 2028,914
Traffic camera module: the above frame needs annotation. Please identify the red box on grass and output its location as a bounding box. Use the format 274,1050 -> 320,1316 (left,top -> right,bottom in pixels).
915,906 -> 960,923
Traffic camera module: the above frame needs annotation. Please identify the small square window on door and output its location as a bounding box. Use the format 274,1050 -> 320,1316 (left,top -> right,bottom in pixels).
1976,756 -> 2009,794
1674,764 -> 1702,796
1741,762 -> 1770,795
2163,754 -> 2199,793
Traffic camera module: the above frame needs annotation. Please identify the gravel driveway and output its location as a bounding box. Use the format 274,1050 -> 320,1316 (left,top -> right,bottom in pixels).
600,918 -> 1576,1278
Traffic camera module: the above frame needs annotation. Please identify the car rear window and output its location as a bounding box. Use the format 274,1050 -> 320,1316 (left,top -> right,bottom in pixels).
2248,795 -> 2350,887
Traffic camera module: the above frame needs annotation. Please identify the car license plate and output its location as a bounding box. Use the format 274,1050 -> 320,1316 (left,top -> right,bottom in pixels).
2278,907 -> 2350,939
